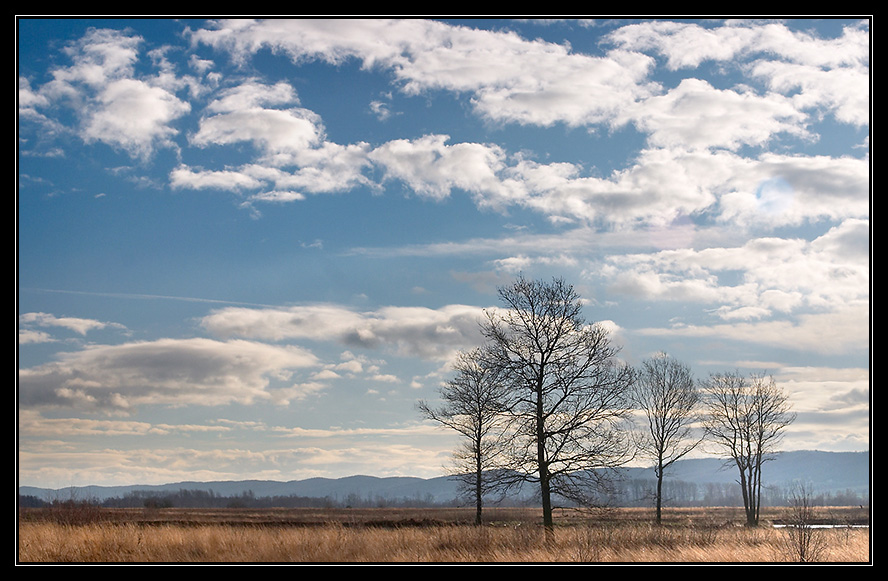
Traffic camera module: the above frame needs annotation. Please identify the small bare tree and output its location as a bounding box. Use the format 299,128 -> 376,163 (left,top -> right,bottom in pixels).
702,371 -> 796,526
778,482 -> 828,562
631,352 -> 701,524
417,347 -> 510,525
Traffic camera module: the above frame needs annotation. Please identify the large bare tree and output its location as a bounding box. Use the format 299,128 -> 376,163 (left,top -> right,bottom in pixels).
481,275 -> 635,537
701,371 -> 796,526
417,347 -> 510,525
632,352 -> 701,523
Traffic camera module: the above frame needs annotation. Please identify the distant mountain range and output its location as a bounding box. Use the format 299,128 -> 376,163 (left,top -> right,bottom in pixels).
19,450 -> 869,507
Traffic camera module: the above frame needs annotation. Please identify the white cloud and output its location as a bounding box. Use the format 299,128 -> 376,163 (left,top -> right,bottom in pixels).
18,337 -> 320,413
773,366 -> 870,412
750,59 -> 869,127
716,153 -> 869,227
484,146 -> 866,229
20,427 -> 459,486
368,134 -> 507,201
191,19 -> 659,128
192,106 -> 323,156
247,141 -> 373,195
35,27 -> 191,158
171,77 -> 375,198
596,219 -> 869,319
637,300 -> 869,355
605,20 -> 762,70
18,409 -> 231,439
48,28 -> 142,88
499,149 -> 724,227
605,19 -> 869,126
201,303 -> 488,361
310,369 -> 342,381
615,77 -> 808,151
82,78 -> 191,158
169,165 -> 264,191
27,19 -> 859,236
605,19 -> 869,71
19,312 -> 126,336
18,329 -> 55,345
205,79 -> 300,113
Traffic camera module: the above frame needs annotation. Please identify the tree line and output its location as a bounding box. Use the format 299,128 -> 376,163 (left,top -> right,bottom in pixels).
18,481 -> 865,512
418,275 -> 797,534
18,489 -> 446,510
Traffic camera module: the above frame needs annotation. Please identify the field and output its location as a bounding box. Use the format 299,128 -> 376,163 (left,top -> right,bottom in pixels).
18,505 -> 870,564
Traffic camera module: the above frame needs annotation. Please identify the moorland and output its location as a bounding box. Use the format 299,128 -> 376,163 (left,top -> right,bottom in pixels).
17,504 -> 870,563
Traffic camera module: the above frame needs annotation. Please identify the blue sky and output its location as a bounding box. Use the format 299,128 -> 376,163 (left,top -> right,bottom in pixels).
18,18 -> 870,489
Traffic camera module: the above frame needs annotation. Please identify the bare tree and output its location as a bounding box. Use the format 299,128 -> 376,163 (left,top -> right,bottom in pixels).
481,275 -> 635,538
417,347 -> 510,525
778,482 -> 829,562
632,352 -> 701,524
701,371 -> 796,526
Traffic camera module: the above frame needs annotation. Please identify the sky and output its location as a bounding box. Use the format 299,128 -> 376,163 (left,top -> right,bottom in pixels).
17,17 -> 870,490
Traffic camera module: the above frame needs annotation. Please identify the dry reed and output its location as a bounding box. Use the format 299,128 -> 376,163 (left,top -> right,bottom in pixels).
18,519 -> 870,563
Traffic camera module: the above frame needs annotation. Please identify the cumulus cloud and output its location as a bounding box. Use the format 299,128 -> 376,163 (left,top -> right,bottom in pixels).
169,165 -> 265,192
596,218 -> 869,320
169,76 -> 374,200
21,20 -> 867,233
201,303 -> 489,361
750,59 -> 869,127
32,27 -> 191,158
204,79 -> 300,113
18,329 -> 55,345
18,337 -> 320,413
605,19 -> 868,69
474,145 -> 867,229
181,18 -> 867,231
81,77 -> 191,157
715,153 -> 869,227
19,312 -> 127,336
615,78 -> 809,151
190,18 -> 868,134
190,19 -> 659,128
368,134 -> 507,201
192,106 -> 322,154
605,19 -> 869,127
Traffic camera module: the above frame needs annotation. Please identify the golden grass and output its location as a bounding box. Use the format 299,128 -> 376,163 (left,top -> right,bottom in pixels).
18,507 -> 870,563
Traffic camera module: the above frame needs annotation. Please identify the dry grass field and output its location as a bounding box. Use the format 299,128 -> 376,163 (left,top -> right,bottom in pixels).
18,505 -> 870,564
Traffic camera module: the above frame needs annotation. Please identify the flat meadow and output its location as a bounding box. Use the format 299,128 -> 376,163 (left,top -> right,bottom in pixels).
17,505 -> 870,564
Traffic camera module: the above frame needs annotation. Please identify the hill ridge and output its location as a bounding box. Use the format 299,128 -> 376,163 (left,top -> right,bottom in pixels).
19,450 -> 869,506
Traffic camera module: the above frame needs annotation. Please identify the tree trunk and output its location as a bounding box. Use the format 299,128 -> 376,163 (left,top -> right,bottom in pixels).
540,472 -> 554,542
536,371 -> 554,541
751,458 -> 762,526
741,466 -> 758,526
655,467 -> 663,524
474,466 -> 483,526
538,430 -> 553,534
736,466 -> 756,526
473,438 -> 484,526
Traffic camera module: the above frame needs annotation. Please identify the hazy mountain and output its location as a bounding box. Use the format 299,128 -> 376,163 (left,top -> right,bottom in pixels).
19,450 -> 869,506
625,450 -> 869,492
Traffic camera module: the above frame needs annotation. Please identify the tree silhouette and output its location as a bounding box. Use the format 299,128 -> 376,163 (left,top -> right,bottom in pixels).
480,275 -> 635,538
